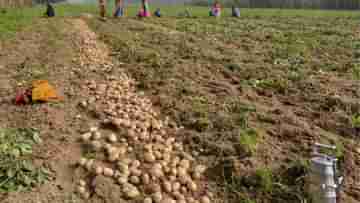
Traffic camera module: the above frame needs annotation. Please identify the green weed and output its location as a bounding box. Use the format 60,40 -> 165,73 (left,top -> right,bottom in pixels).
235,128 -> 259,156
352,65 -> 360,80
254,168 -> 274,193
241,199 -> 256,203
248,78 -> 289,94
352,114 -> 360,128
240,168 -> 274,194
0,128 -> 50,192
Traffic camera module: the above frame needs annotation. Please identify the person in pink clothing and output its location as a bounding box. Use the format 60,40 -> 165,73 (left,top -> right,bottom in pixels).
209,1 -> 221,17
138,0 -> 151,17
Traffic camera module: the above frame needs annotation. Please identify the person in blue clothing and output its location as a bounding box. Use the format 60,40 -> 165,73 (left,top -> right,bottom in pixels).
44,0 -> 55,17
232,6 -> 240,17
114,0 -> 124,17
154,8 -> 161,17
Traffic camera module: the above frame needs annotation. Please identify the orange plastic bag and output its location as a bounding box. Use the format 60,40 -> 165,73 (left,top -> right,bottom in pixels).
31,80 -> 60,102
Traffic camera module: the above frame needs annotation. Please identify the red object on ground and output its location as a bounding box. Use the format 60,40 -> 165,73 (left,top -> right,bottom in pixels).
15,89 -> 32,105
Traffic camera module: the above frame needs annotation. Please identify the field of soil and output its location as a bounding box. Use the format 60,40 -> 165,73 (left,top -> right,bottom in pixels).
0,12 -> 359,203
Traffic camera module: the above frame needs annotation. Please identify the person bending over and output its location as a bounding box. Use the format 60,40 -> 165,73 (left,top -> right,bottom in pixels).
232,6 -> 240,17
114,0 -> 124,17
209,1 -> 221,17
154,8 -> 161,17
44,1 -> 55,17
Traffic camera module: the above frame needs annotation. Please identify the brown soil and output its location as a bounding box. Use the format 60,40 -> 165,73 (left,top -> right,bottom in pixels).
88,17 -> 360,202
0,15 -> 359,203
0,17 -> 105,203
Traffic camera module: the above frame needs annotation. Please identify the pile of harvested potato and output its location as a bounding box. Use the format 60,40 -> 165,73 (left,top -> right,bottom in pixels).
76,80 -> 211,203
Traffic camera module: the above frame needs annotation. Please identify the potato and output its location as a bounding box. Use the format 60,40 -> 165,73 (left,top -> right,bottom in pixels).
144,197 -> 153,203
142,173 -> 150,185
103,167 -> 114,177
78,179 -> 86,187
187,181 -> 197,192
117,176 -> 128,184
163,181 -> 172,193
200,196 -> 210,203
85,159 -> 94,171
152,192 -> 163,203
130,175 -> 140,184
172,182 -> 181,191
144,152 -> 156,163
179,159 -> 190,169
81,132 -> 92,142
76,186 -> 86,194
93,131 -> 102,140
79,158 -> 87,166
161,198 -> 176,203
107,133 -> 118,143
95,166 -> 103,175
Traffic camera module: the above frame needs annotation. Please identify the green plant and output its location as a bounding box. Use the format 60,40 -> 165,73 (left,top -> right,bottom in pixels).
352,65 -> 360,80
240,168 -> 275,194
335,141 -> 345,160
241,198 -> 256,203
224,100 -> 256,129
193,117 -> 212,132
352,114 -> 360,128
254,168 -> 274,193
235,129 -> 259,156
0,128 -> 50,192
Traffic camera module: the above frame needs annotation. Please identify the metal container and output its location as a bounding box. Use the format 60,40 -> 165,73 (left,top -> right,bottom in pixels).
308,143 -> 343,203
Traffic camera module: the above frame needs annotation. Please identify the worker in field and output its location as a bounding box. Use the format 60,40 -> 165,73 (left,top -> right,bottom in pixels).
209,1 -> 221,17
138,0 -> 151,17
232,6 -> 240,17
44,0 -> 55,17
114,0 -> 125,17
98,0 -> 126,19
178,9 -> 191,17
154,8 -> 161,17
99,0 -> 106,19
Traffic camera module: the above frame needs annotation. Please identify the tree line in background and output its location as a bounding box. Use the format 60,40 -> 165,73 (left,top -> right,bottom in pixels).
189,0 -> 360,9
0,0 -> 33,8
0,0 -> 66,8
1,0 -> 360,10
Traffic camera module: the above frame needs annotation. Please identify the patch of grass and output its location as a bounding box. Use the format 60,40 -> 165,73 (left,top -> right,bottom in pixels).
235,128 -> 259,156
253,168 -> 274,193
0,3 -> 98,39
224,100 -> 256,129
246,78 -> 289,94
352,114 -> 360,128
334,141 -> 345,160
0,128 -> 50,192
352,65 -> 360,80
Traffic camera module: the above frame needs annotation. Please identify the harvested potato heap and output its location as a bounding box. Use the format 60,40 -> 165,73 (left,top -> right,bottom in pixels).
77,80 -> 211,203
72,19 -> 212,203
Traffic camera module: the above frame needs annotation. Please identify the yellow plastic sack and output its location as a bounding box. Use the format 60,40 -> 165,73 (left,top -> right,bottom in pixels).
32,80 -> 59,102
